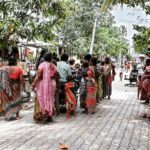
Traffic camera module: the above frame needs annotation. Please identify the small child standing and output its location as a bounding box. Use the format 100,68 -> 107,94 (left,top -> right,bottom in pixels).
65,75 -> 76,119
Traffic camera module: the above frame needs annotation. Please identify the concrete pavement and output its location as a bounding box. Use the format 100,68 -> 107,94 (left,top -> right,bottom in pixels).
0,78 -> 150,150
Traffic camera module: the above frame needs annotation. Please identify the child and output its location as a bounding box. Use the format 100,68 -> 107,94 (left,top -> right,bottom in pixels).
137,75 -> 142,99
65,75 -> 76,119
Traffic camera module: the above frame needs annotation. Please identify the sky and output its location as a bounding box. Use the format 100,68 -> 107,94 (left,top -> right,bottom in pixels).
111,4 -> 150,54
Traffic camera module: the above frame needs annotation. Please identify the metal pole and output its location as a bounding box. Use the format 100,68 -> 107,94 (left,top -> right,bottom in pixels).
90,18 -> 97,55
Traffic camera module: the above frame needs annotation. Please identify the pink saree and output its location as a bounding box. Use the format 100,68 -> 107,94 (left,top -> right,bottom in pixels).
34,62 -> 55,117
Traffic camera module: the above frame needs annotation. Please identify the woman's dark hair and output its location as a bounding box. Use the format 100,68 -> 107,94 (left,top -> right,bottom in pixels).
84,54 -> 92,62
82,60 -> 89,68
36,48 -> 48,69
40,48 -> 48,56
61,53 -> 69,62
8,57 -> 17,66
91,57 -> 97,66
44,52 -> 52,62
105,57 -> 110,64
146,59 -> 150,66
11,46 -> 19,58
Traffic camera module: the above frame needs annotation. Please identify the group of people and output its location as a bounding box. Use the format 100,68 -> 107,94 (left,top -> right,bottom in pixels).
0,47 -> 116,123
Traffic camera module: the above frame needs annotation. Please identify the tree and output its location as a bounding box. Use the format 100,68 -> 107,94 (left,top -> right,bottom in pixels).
0,0 -> 67,48
101,0 -> 146,11
95,26 -> 128,58
132,25 -> 150,53
61,0 -> 129,57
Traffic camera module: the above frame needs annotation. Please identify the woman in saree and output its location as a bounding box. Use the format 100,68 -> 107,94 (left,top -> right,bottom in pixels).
85,69 -> 97,114
140,66 -> 150,103
32,52 -> 57,123
80,60 -> 89,109
89,57 -> 102,103
0,57 -> 25,120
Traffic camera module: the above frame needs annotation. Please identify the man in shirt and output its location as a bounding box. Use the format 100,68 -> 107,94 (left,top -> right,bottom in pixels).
57,53 -> 72,83
57,54 -> 72,106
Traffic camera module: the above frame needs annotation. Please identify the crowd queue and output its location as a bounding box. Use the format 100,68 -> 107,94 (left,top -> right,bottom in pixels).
0,47 -> 116,123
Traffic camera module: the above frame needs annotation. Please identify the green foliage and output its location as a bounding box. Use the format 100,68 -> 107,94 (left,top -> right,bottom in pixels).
95,26 -> 128,58
101,0 -> 146,12
62,1 -> 129,57
0,0 -> 67,48
133,25 -> 150,53
144,4 -> 150,15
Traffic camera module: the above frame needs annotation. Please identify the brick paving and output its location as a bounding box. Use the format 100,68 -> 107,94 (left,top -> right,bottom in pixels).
0,79 -> 150,150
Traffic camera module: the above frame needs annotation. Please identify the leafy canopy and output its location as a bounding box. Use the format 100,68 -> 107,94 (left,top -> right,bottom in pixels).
62,0 -> 129,57
133,25 -> 150,53
0,0 -> 67,48
101,0 -> 146,12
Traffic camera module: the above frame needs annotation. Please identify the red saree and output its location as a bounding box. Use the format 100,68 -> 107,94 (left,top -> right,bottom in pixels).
85,69 -> 97,114
0,67 -> 22,120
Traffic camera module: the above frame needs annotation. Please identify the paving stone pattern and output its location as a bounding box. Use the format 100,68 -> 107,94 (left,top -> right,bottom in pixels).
0,80 -> 150,150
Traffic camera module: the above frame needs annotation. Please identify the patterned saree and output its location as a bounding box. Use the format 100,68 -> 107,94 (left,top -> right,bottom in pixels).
65,82 -> 76,118
85,70 -> 97,114
0,67 -> 22,120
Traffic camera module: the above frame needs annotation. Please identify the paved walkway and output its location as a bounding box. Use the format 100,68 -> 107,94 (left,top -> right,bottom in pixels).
0,79 -> 150,150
